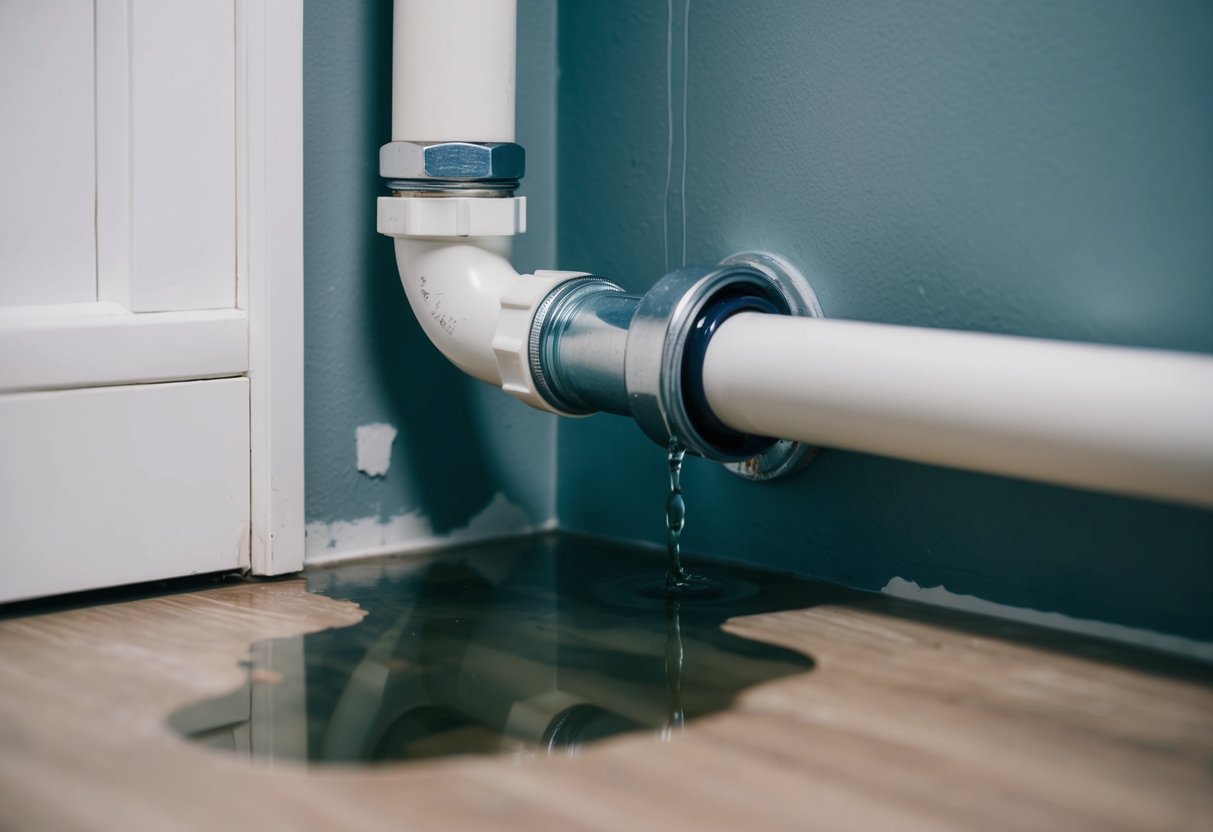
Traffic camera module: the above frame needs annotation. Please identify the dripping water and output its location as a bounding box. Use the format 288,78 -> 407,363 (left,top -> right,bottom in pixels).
664,438 -> 692,590
661,440 -> 733,601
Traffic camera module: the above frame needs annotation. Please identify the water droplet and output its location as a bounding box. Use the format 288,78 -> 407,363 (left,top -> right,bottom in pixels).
665,438 -> 693,590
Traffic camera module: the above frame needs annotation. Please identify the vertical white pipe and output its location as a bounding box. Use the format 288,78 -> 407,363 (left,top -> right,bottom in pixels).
702,314 -> 1213,508
392,0 -> 517,142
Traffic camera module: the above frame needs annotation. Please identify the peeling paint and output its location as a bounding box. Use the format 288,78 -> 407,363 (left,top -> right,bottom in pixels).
882,577 -> 1213,662
304,493 -> 534,565
354,423 -> 397,478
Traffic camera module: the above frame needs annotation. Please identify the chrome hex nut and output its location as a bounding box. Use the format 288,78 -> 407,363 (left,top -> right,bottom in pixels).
380,141 -> 525,181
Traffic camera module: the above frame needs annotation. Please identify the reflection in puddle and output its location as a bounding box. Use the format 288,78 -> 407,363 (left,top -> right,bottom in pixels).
172,535 -> 843,765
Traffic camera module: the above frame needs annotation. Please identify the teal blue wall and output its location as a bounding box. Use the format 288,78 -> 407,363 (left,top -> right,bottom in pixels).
303,1 -> 1211,641
554,0 -> 1213,639
304,1 -> 558,539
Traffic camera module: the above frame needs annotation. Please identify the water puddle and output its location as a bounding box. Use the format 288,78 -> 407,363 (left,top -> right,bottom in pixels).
171,535 -> 845,765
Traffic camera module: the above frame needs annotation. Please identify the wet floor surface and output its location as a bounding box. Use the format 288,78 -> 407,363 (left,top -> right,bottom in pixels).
171,535 -> 854,765
3,534 -> 1209,830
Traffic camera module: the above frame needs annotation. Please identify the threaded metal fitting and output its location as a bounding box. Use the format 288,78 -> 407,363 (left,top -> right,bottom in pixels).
380,141 -> 525,195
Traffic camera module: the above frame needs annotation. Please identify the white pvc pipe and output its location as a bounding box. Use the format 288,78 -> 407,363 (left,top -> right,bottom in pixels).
392,0 -> 516,142
394,237 -> 519,385
702,314 -> 1213,508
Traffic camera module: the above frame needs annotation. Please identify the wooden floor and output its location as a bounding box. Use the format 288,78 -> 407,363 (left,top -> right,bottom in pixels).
1,556 -> 1210,831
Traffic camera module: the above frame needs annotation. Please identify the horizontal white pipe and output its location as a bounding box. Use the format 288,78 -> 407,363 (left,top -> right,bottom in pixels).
702,314 -> 1213,508
392,0 -> 516,142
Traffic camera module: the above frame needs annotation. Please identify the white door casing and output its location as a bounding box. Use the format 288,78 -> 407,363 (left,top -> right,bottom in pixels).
0,0 -> 303,602
241,0 -> 305,577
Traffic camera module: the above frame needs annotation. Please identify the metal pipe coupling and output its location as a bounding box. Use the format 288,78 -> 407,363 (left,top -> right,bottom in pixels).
625,252 -> 820,466
380,141 -> 525,195
528,252 -> 822,480
529,277 -> 638,417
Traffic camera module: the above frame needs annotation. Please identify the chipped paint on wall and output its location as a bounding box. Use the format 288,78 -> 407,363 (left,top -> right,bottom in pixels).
882,577 -> 1213,662
304,492 -> 540,565
355,423 -> 398,478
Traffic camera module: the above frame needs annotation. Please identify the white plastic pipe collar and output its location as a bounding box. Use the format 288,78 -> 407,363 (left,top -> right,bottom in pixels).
494,270 -> 598,413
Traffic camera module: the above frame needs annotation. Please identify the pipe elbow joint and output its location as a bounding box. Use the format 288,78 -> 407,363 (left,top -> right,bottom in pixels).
380,190 -> 606,416
392,236 -> 521,386
383,207 -> 607,418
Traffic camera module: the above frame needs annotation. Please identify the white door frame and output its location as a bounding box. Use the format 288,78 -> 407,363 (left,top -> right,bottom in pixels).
241,0 -> 305,576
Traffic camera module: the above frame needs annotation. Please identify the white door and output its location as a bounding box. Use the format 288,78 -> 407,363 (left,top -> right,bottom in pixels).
0,0 -> 303,602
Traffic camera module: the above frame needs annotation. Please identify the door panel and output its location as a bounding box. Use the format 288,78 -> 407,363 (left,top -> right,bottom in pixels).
0,379 -> 250,603
0,0 -> 96,306
95,0 -> 238,313
128,0 -> 237,312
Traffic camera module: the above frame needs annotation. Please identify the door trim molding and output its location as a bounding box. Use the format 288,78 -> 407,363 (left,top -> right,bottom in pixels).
0,304 -> 248,393
240,0 -> 305,575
